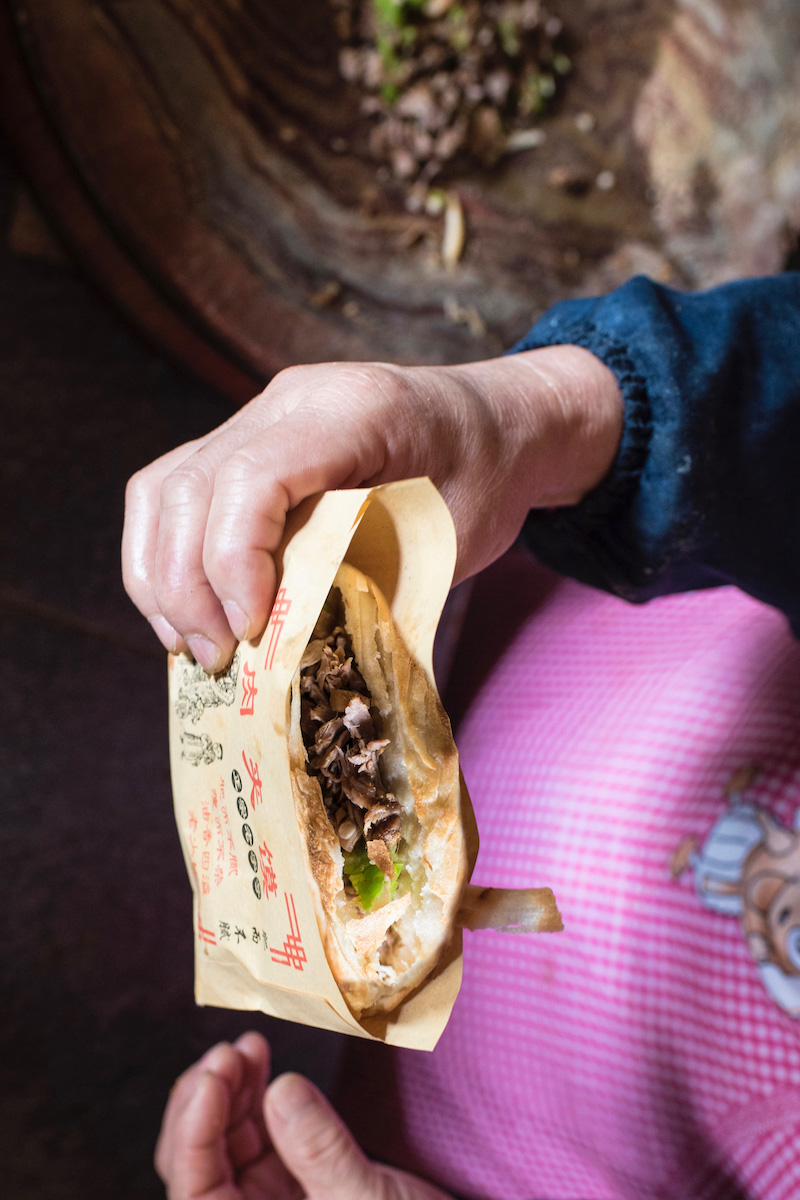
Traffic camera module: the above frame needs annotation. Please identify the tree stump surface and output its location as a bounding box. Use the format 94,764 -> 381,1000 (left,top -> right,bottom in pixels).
2,0 -> 799,398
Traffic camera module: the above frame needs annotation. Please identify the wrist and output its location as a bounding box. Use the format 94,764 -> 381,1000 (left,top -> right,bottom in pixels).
453,344 -> 624,508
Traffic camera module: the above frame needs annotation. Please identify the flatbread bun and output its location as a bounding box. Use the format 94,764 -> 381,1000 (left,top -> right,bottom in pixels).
288,561 -> 472,1018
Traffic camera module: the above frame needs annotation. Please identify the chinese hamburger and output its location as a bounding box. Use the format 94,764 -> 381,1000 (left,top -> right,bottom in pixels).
287,561 -> 472,1018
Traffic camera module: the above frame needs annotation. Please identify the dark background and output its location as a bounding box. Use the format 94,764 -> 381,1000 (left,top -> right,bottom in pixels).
0,139 -> 345,1199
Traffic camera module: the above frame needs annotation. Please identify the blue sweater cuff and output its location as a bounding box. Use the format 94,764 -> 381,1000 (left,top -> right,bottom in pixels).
510,317 -> 653,532
506,272 -> 800,624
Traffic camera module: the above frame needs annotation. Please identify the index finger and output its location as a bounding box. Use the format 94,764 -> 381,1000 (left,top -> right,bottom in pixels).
226,1033 -> 272,1169
197,398 -> 387,654
162,1070 -> 231,1199
122,436 -> 206,653
121,377 -> 288,651
123,370 -> 306,662
155,1041 -> 246,1188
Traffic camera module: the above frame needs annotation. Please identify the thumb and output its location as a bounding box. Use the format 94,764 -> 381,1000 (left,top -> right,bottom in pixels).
265,1073 -> 384,1200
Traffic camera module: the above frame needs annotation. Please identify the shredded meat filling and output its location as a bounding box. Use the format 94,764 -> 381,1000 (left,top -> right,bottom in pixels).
300,605 -> 401,878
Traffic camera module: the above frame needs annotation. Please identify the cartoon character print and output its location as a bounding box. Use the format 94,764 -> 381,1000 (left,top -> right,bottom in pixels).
174,651 -> 240,724
179,729 -> 224,767
672,765 -> 800,1016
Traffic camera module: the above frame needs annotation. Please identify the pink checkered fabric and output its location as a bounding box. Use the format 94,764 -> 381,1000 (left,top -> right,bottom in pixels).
345,552 -> 800,1199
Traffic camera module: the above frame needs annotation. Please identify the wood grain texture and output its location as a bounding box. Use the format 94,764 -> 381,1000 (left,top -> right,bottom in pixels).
0,0 -> 262,400
2,0 -> 799,397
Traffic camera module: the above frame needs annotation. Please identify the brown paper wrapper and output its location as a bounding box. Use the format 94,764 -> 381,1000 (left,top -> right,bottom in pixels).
168,478 -> 562,1049
168,478 -> 482,1050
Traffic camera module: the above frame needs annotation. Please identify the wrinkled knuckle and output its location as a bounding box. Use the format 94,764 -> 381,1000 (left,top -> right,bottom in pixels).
274,362 -> 309,388
160,458 -> 212,509
217,449 -> 263,492
349,360 -> 395,394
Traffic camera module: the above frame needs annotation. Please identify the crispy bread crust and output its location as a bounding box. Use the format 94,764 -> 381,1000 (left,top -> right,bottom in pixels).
287,562 -> 470,1019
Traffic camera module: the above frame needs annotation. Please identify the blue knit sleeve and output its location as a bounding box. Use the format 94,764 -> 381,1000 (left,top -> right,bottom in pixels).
512,273 -> 800,633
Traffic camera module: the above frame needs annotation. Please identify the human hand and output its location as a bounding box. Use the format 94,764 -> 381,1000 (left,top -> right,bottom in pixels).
155,1031 -> 454,1200
123,347 -> 621,671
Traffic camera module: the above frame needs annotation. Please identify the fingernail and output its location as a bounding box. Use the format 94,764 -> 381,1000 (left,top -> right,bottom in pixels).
186,635 -> 222,673
149,614 -> 179,653
222,600 -> 251,643
269,1074 -> 319,1125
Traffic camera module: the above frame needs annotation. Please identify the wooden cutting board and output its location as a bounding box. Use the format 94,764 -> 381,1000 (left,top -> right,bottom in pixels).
2,0 -> 799,402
